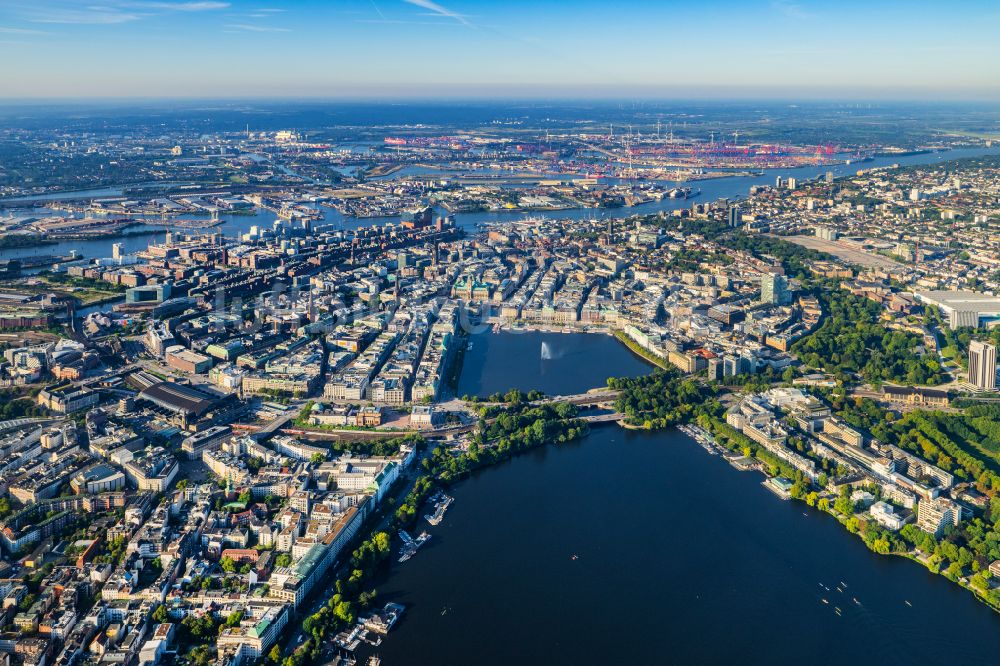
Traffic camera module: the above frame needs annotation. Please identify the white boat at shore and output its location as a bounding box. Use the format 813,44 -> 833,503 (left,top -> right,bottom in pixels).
678,424 -> 718,455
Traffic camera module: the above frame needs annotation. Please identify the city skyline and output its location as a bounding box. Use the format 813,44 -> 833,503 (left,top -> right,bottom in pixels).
1,0 -> 999,100
2,30 -> 1000,661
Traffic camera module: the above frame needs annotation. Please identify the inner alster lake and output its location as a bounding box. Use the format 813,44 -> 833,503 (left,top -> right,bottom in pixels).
355,331 -> 1000,665
456,330 -> 653,398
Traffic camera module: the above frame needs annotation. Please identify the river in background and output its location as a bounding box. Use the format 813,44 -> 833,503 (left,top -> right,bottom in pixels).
2,145 -> 997,264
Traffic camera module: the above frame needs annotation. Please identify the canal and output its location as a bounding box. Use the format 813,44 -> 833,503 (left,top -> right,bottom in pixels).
353,331 -> 1000,665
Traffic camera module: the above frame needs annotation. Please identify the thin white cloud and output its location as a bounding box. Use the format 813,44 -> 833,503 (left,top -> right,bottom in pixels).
245,7 -> 285,19
28,9 -> 140,24
357,19 -> 461,26
0,27 -> 49,34
14,1 -> 227,25
224,22 -> 290,32
402,0 -> 471,27
238,7 -> 286,18
125,1 -> 230,10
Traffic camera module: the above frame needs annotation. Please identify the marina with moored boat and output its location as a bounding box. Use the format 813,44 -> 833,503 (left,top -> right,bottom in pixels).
397,530 -> 431,563
424,492 -> 454,526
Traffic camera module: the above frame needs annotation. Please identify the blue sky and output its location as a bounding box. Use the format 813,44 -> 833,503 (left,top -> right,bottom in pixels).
0,0 -> 998,99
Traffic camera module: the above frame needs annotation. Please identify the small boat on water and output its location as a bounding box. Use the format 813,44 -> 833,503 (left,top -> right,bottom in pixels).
905,600 -> 912,607
571,554 -> 579,561
821,599 -> 829,604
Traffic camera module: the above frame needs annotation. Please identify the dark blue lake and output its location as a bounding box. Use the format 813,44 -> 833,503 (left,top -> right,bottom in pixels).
363,425 -> 1000,665
456,331 -> 654,398
355,331 -> 1000,665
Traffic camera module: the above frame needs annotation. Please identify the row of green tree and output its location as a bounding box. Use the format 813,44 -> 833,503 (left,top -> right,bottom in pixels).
462,388 -> 545,404
277,531 -> 393,666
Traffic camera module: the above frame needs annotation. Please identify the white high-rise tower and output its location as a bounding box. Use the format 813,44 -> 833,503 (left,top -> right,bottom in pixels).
969,340 -> 997,391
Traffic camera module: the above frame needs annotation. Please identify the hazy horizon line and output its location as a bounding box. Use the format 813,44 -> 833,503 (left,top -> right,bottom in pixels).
0,89 -> 998,106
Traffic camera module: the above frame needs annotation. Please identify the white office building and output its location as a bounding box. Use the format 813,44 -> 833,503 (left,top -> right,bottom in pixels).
969,340 -> 997,392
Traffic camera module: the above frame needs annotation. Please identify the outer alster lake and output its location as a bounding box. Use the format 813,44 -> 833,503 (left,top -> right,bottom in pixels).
355,330 -> 1000,665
